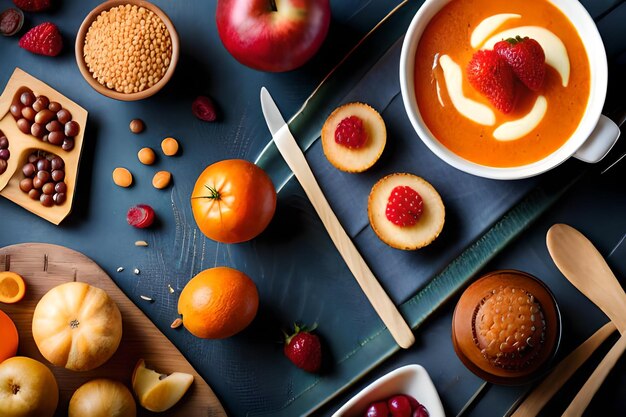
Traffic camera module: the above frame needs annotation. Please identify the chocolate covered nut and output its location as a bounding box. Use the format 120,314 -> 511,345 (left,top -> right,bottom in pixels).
46,120 -> 63,132
10,103 -> 22,118
20,91 -> 35,106
64,121 -> 79,137
32,176 -> 44,189
48,101 -> 62,112
51,157 -> 64,170
21,106 -> 36,121
53,192 -> 66,205
35,109 -> 55,125
0,137 -> 7,148
54,182 -> 67,194
0,149 -> 9,160
22,163 -> 36,177
31,123 -> 45,138
36,170 -> 50,183
51,169 -> 64,182
61,138 -> 74,151
0,159 -> 7,175
56,108 -> 72,124
129,119 -> 144,133
28,188 -> 41,200
32,96 -> 49,112
42,182 -> 55,195
17,118 -> 31,134
48,131 -> 64,146
19,178 -> 33,193
40,193 -> 54,207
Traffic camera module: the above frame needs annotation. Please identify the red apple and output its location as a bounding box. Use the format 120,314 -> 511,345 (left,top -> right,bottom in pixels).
216,0 -> 331,72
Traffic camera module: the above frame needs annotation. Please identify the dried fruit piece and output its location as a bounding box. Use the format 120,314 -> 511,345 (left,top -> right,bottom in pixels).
126,204 -> 155,228
18,22 -> 62,57
12,0 -> 51,12
386,186 -> 424,227
112,167 -> 133,187
161,137 -> 179,156
152,170 -> 171,189
137,147 -> 156,165
0,8 -> 23,36
192,96 -> 217,122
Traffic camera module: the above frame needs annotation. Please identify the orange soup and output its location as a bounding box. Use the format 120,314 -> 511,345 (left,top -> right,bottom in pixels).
414,0 -> 590,167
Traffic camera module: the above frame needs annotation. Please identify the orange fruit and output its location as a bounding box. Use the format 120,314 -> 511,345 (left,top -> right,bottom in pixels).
0,271 -> 26,304
178,267 -> 259,339
0,309 -> 19,362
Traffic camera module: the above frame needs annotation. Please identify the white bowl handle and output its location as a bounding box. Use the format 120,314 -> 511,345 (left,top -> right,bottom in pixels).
573,114 -> 621,163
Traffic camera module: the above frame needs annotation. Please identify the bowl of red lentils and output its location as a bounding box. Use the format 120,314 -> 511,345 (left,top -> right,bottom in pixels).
75,0 -> 179,101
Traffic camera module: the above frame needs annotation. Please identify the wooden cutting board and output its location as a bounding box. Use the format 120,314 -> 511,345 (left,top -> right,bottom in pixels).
0,243 -> 227,417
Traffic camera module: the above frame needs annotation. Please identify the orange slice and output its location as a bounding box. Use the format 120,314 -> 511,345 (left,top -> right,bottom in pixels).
0,309 -> 18,362
0,271 -> 26,304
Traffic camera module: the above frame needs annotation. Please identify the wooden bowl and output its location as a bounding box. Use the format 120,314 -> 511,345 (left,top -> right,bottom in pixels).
74,0 -> 179,101
452,270 -> 561,385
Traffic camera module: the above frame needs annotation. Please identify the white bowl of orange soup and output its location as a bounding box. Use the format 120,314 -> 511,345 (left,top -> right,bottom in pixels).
400,0 -> 620,179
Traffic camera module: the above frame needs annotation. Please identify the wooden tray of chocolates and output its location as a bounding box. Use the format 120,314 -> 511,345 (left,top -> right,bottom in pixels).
0,67 -> 87,225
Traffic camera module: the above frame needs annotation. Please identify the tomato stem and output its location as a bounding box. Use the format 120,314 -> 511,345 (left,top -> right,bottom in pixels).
191,185 -> 221,200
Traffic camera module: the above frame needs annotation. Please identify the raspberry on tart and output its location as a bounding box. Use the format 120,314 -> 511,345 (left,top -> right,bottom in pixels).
368,173 -> 445,250
321,102 -> 386,173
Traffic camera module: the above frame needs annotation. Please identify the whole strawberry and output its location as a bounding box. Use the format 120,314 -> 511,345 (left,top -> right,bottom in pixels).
284,323 -> 321,373
494,36 -> 546,92
466,49 -> 516,113
386,185 -> 423,227
19,22 -> 62,56
13,0 -> 51,12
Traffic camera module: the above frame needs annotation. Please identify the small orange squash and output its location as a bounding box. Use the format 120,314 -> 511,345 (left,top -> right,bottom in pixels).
32,282 -> 122,372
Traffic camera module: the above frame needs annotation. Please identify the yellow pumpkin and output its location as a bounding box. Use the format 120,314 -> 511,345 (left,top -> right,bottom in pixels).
32,282 -> 122,372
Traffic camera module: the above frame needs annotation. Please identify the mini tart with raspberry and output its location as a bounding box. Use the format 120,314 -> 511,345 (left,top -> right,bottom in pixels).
321,102 -> 386,173
368,173 -> 445,250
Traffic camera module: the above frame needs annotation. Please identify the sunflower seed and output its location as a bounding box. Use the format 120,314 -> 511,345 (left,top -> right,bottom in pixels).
139,295 -> 153,302
170,318 -> 183,328
116,267 -> 124,273
135,240 -> 148,247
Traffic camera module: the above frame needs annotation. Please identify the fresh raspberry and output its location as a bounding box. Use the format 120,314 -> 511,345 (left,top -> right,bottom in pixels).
18,22 -> 62,56
386,186 -> 424,227
494,36 -> 546,92
126,204 -> 155,228
334,115 -> 367,149
466,49 -> 516,113
192,96 -> 217,122
13,0 -> 51,12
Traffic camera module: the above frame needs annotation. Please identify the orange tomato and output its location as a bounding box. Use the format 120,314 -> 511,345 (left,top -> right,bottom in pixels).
178,267 -> 259,339
0,271 -> 26,304
0,309 -> 18,362
191,159 -> 276,243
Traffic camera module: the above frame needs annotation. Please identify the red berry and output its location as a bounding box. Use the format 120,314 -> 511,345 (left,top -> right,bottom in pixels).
18,22 -> 62,57
13,0 -> 50,12
126,204 -> 155,228
388,395 -> 412,417
386,186 -> 424,227
405,394 -> 420,411
284,324 -> 321,373
466,49 -> 516,113
335,115 -> 367,149
365,401 -> 390,417
494,36 -> 546,92
412,404 -> 429,417
192,96 -> 217,122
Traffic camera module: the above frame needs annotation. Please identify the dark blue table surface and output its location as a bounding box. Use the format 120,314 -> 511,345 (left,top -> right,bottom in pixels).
1,0 -> 625,416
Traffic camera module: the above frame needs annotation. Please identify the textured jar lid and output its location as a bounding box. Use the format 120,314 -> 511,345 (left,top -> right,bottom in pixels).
452,270 -> 561,385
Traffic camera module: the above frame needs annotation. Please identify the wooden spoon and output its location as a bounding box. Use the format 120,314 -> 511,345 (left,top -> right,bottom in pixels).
546,223 -> 626,417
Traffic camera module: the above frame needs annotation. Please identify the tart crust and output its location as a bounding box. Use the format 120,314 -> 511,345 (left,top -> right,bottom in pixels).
321,102 -> 386,173
368,173 -> 445,250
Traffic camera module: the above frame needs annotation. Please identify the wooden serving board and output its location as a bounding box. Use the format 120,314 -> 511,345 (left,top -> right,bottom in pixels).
0,68 -> 88,225
0,243 -> 226,417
